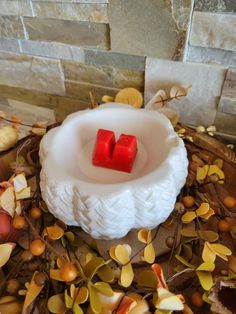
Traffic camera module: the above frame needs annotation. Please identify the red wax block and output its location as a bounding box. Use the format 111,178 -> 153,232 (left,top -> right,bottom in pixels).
92,129 -> 138,173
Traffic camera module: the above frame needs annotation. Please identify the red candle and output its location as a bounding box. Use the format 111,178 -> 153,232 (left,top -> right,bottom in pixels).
92,129 -> 138,173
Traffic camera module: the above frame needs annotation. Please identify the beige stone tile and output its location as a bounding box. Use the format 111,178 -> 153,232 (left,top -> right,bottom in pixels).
0,38 -> 20,53
0,16 -> 25,39
23,17 -> 110,49
145,58 -> 226,126
218,67 -> 236,114
33,2 -> 108,23
190,11 -> 236,52
65,80 -> 120,103
214,112 -> 236,135
0,0 -> 34,16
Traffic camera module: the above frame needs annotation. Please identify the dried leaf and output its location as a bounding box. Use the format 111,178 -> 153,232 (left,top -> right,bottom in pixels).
22,272 -> 44,313
181,228 -> 197,237
43,225 -> 64,240
0,187 -> 15,217
198,230 -> 219,242
12,173 -> 27,193
0,296 -> 22,314
146,90 -> 167,109
93,282 -> 114,297
170,85 -> 191,100
182,244 -> 193,261
0,243 -> 16,268
175,254 -> 195,269
15,187 -> 31,200
196,203 -> 210,216
196,271 -> 213,291
47,294 -> 67,314
97,264 -> 114,283
181,211 -> 196,224
88,284 -> 102,314
115,244 -> 131,265
83,256 -> 106,279
120,263 -> 134,287
137,270 -> 157,288
143,243 -> 156,264
115,88 -> 143,108
50,269 -> 64,281
152,264 -> 168,289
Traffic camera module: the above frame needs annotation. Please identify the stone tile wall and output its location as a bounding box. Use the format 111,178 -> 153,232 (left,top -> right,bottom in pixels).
0,0 -> 235,135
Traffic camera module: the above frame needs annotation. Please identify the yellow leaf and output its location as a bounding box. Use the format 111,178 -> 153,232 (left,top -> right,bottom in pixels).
196,203 -> 210,216
115,244 -> 131,265
196,262 -> 215,272
109,246 -> 119,263
213,159 -> 223,169
0,243 -> 16,268
13,174 -> 27,193
43,225 -> 64,240
196,166 -> 209,182
97,264 -> 114,283
181,211 -> 196,224
208,165 -> 224,184
137,270 -> 157,288
0,296 -> 22,314
50,269 -> 64,281
22,272 -> 44,313
93,282 -> 114,297
120,263 -> 134,287
47,294 -> 67,314
65,290 -> 73,308
83,256 -> 106,279
88,284 -> 102,314
137,229 -> 149,243
0,187 -> 15,217
181,228 -> 197,237
156,288 -> 184,311
128,299 -> 149,314
210,243 -> 232,256
202,242 -> 216,263
198,230 -> 219,242
102,95 -> 115,103
143,243 -> 156,264
15,187 -> 31,200
64,231 -> 75,243
201,207 -> 215,220
115,88 -> 143,108
196,271 -> 213,291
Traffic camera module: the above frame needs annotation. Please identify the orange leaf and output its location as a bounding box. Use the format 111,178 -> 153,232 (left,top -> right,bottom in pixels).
22,272 -> 44,313
151,264 -> 168,289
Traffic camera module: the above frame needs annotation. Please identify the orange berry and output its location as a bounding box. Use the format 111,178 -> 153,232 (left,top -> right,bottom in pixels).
191,291 -> 204,307
30,239 -> 46,256
29,207 -> 42,219
12,215 -> 27,230
217,219 -> 231,232
223,196 -> 236,209
182,196 -> 195,208
59,262 -> 78,282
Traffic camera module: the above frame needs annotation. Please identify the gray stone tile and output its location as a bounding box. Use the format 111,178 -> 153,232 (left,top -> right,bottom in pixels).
0,51 -> 65,95
23,17 -> 110,49
0,38 -> 20,53
195,0 -> 236,13
65,80 -> 120,103
108,0 -> 193,59
20,40 -> 73,60
218,67 -> 236,114
0,16 -> 25,39
33,2 -> 108,23
187,45 -> 236,67
84,49 -> 145,71
0,0 -> 34,16
62,60 -> 144,90
145,58 -> 226,126
190,11 -> 236,52
214,112 -> 236,135
32,0 -> 108,2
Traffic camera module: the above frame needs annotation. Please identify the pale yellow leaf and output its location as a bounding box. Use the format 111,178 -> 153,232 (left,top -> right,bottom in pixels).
210,243 -> 232,256
196,271 -> 213,291
181,211 -> 196,224
102,95 -> 115,103
143,243 -> 156,264
0,243 -> 16,268
13,174 -> 27,193
170,85 -> 191,100
109,246 -> 119,263
15,187 -> 31,200
158,295 -> 184,311
22,272 -> 44,313
120,263 -> 134,287
115,244 -> 131,264
0,187 -> 15,217
15,200 -> 22,215
88,284 -> 102,314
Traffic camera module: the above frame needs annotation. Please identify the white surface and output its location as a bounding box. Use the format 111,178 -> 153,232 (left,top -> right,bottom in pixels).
39,103 -> 188,239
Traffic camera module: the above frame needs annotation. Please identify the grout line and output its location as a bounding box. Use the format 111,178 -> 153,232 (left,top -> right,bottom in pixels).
29,0 -> 36,17
20,16 -> 29,40
183,0 -> 195,61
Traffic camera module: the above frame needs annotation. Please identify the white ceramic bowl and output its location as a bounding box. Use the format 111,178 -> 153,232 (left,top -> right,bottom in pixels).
39,103 -> 188,239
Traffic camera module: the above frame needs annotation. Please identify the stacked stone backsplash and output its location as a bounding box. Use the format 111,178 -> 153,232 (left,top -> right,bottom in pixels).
0,0 -> 235,135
